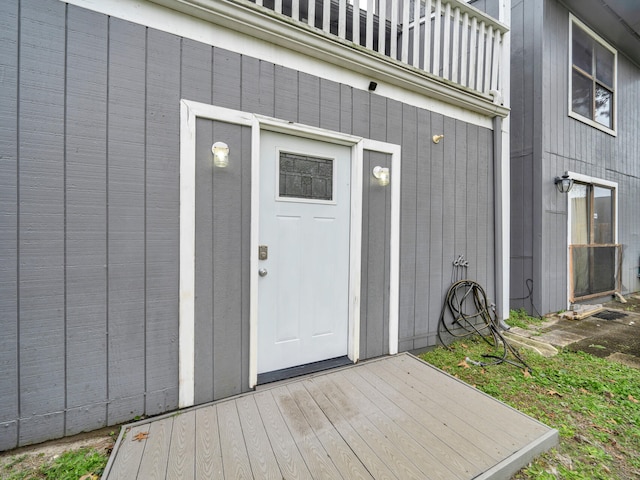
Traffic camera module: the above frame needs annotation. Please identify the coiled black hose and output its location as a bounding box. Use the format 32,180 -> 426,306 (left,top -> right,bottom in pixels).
437,280 -> 532,372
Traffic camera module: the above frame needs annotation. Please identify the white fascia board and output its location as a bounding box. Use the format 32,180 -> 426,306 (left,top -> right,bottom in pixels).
62,0 -> 507,128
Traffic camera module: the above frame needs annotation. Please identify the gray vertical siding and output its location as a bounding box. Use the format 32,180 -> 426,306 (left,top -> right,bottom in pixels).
106,17 -> 147,426
65,5 -> 108,436
360,151 -> 392,359
511,0 -> 640,315
18,0 -> 66,445
1,0 -> 498,448
510,0 -> 544,314
0,0 -> 19,453
145,29 -> 181,416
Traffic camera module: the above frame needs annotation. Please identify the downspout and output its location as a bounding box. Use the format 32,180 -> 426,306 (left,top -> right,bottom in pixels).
492,0 -> 511,329
491,110 -> 510,331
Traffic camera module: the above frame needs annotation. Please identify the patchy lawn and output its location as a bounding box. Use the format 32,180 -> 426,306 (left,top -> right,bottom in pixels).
421,337 -> 640,479
0,428 -> 114,480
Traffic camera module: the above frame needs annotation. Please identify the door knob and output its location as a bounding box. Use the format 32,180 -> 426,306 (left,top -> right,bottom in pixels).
258,268 -> 268,277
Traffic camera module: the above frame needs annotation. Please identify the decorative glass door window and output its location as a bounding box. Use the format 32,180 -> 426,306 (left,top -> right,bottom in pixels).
278,151 -> 335,202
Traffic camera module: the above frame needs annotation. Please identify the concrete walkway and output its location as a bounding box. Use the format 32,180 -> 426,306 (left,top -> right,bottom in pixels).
509,295 -> 640,369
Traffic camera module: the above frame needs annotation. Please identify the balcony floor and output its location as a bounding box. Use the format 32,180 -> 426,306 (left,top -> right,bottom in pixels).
103,353 -> 557,479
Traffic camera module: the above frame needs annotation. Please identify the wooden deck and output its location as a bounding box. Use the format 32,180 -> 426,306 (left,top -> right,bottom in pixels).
103,354 -> 557,479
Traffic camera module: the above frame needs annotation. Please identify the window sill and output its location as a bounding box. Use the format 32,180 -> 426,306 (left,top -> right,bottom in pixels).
568,111 -> 617,137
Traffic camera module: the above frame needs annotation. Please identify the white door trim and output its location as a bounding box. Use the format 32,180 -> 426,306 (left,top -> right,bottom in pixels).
179,99 -> 401,407
563,171 -> 618,310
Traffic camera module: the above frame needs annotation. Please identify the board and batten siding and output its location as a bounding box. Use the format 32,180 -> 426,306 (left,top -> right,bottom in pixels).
510,0 -> 640,315
0,0 -> 497,449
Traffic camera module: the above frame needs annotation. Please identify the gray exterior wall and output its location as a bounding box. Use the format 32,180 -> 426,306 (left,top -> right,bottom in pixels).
0,0 -> 497,449
510,0 -> 640,315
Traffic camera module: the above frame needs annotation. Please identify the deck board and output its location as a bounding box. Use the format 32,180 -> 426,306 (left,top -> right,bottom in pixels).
166,410 -> 195,480
217,400 -> 253,478
105,424 -> 149,480
254,390 -> 313,479
194,405 -> 223,477
327,371 -> 460,479
389,354 -> 550,440
235,395 -> 282,479
286,381 -> 374,480
272,385 -> 343,478
137,417 -> 173,480
104,354 -> 558,480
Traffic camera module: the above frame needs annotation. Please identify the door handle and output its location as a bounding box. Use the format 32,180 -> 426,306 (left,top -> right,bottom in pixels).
258,268 -> 268,277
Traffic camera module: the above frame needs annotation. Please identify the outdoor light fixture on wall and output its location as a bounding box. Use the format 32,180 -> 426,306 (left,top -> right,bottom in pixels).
554,173 -> 574,193
432,134 -> 444,144
372,166 -> 390,186
212,141 -> 229,168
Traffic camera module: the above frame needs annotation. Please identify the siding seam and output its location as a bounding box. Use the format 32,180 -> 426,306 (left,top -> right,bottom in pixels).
63,1 -> 69,435
16,0 -> 22,442
143,26 -> 149,411
105,15 -> 110,420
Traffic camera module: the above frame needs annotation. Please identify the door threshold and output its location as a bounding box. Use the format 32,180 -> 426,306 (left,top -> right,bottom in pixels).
257,356 -> 352,385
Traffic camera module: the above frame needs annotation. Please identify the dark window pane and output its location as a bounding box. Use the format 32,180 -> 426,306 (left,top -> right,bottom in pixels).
572,69 -> 593,119
595,43 -> 614,87
572,25 -> 592,73
595,84 -> 612,128
571,245 -> 616,298
279,152 -> 333,201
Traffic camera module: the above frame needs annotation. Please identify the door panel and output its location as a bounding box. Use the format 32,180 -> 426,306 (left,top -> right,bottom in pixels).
258,131 -> 351,374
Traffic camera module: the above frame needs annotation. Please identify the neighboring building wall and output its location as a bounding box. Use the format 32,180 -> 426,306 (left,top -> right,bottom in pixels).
510,0 -> 544,313
510,0 -> 640,315
0,0 -> 497,449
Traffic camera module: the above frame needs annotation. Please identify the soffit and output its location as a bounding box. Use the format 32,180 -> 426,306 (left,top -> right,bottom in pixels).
561,0 -> 640,65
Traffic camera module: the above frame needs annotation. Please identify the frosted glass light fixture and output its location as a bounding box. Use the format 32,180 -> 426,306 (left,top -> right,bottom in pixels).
554,173 -> 574,193
372,166 -> 390,186
212,141 -> 229,168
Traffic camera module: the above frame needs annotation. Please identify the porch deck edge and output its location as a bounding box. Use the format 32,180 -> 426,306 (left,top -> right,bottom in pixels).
473,429 -> 560,480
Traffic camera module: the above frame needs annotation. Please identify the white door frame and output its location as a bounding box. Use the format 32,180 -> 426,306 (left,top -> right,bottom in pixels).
564,171 -> 618,309
178,99 -> 401,407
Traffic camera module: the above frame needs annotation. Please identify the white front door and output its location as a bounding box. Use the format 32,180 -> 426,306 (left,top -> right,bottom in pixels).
257,131 -> 351,374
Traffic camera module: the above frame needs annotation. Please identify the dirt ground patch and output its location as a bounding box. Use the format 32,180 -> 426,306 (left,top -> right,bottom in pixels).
0,427 -> 116,479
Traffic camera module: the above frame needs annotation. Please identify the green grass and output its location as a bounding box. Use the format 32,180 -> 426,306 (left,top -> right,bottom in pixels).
420,337 -> 640,479
2,448 -> 108,480
506,308 -> 546,329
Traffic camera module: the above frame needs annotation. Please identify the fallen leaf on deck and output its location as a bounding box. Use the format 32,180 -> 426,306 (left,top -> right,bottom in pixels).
133,431 -> 149,442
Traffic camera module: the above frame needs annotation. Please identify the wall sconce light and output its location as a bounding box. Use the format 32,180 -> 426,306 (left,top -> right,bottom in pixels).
432,134 -> 444,144
554,173 -> 574,193
212,141 -> 229,168
368,81 -> 378,91
372,166 -> 390,186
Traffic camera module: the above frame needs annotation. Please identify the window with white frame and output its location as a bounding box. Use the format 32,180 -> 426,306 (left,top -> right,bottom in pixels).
569,15 -> 617,134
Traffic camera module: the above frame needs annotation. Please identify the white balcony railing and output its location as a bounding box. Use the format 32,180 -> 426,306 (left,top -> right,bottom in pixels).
252,0 -> 508,97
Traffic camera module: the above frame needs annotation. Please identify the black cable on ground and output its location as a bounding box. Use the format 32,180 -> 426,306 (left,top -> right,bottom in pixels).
437,280 -> 532,373
510,278 -> 543,319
